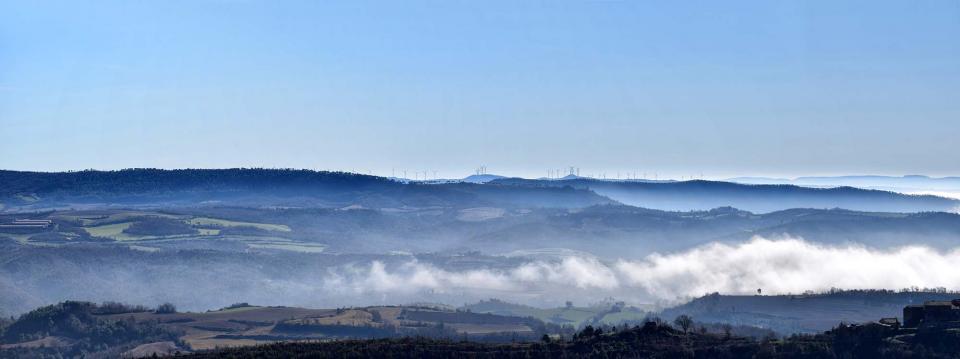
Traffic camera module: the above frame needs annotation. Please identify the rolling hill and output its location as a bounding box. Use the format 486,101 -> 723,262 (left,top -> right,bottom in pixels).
490,177 -> 959,213
0,169 -> 613,211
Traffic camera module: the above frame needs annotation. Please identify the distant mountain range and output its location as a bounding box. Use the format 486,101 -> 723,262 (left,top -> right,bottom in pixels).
461,174 -> 506,184
1,169 -> 957,214
491,177 -> 959,213
730,174 -> 960,186
0,169 -> 612,211
729,175 -> 960,195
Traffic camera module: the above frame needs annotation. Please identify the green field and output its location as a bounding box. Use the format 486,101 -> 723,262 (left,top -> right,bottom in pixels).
14,194 -> 39,202
463,301 -> 640,327
247,242 -> 326,253
187,217 -> 291,232
210,306 -> 263,314
127,245 -> 161,252
197,228 -> 221,236
83,222 -> 138,240
499,307 -> 592,324
54,211 -> 184,226
79,214 -> 289,241
83,221 -> 218,241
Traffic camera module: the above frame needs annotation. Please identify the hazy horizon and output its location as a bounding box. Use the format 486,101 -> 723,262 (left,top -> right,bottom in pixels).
3,0 -> 959,178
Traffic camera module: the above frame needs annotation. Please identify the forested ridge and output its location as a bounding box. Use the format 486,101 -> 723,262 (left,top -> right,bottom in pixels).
0,168 -> 393,196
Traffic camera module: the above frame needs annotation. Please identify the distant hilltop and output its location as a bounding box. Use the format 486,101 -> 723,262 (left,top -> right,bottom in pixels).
0,168 -> 957,214
490,176 -> 959,213
728,175 -> 960,193
0,168 -> 614,212
461,174 -> 506,184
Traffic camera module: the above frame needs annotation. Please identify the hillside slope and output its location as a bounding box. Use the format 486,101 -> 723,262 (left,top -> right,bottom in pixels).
0,169 -> 613,211
491,178 -> 959,213
662,291 -> 960,334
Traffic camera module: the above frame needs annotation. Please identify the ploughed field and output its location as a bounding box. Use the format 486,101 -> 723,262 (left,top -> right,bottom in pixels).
134,305 -> 542,351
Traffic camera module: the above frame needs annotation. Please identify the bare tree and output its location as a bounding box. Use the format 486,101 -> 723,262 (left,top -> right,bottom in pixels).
673,314 -> 693,333
722,324 -> 733,338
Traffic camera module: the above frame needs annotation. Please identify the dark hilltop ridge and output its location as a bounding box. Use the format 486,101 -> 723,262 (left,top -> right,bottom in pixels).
1,168 -> 957,213
0,169 -> 613,211
4,293 -> 960,358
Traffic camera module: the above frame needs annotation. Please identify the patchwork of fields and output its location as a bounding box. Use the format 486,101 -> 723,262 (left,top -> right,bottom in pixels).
463,299 -> 650,327
1,209 -> 324,254
100,304 -> 550,355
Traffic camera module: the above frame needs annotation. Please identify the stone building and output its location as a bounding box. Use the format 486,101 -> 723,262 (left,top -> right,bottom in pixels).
902,299 -> 960,328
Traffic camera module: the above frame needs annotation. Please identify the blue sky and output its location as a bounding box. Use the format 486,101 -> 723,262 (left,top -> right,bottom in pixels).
1,0 -> 958,179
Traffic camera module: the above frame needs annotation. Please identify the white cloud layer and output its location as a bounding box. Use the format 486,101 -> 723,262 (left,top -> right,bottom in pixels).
322,237 -> 960,303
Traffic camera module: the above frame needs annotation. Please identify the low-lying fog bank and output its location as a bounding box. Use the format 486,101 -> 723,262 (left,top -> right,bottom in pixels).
3,236 -> 959,316
329,236 -> 960,303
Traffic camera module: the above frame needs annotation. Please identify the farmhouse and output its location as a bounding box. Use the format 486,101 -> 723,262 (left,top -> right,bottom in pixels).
902,299 -> 960,328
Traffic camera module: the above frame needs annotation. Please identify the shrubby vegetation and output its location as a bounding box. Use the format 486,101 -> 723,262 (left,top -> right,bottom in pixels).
0,301 -> 181,358
221,302 -> 252,310
275,308 -> 572,343
185,318 -> 960,358
179,321 -> 779,358
0,317 -> 12,334
155,303 -> 177,314
91,301 -> 150,315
